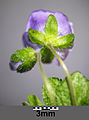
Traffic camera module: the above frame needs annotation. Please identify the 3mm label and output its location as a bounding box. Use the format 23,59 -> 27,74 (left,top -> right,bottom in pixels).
33,106 -> 59,117
36,110 -> 55,117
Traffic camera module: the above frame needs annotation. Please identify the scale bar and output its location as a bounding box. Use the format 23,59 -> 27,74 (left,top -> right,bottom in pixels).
33,106 -> 59,111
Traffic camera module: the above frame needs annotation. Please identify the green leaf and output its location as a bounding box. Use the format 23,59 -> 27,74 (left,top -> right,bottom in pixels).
42,77 -> 71,106
22,102 -> 30,106
67,71 -> 89,105
40,47 -> 54,63
45,14 -> 58,40
27,95 -> 43,106
11,47 -> 37,73
51,33 -> 74,49
28,28 -> 46,46
42,72 -> 89,106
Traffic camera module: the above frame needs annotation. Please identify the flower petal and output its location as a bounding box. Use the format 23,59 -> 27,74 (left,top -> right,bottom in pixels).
53,49 -> 69,66
26,9 -> 54,34
26,10 -> 73,36
9,61 -> 23,71
54,12 -> 73,36
69,22 -> 74,33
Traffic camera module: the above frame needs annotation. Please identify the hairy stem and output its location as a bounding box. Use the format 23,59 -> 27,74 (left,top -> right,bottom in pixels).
37,52 -> 57,105
48,44 -> 76,106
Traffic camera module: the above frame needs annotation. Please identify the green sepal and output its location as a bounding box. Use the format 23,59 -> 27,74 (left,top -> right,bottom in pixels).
11,47 -> 37,73
42,72 -> 89,106
28,28 -> 46,46
51,33 -> 74,49
27,15 -> 74,50
45,14 -> 58,39
27,95 -> 43,106
40,47 -> 54,63
22,102 -> 30,106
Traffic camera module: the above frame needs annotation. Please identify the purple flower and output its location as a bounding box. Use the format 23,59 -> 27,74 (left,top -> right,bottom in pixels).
23,9 -> 74,65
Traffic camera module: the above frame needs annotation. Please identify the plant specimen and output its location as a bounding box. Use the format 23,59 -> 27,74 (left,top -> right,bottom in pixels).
10,10 -> 89,106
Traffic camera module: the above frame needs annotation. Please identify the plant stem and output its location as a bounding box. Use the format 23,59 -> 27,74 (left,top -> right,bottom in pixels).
48,44 -> 76,106
37,52 -> 57,105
